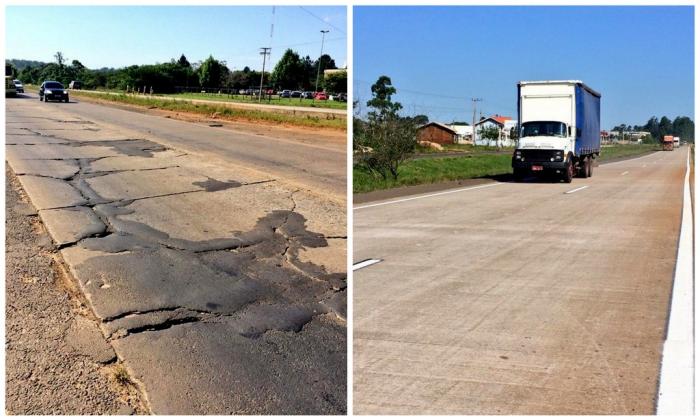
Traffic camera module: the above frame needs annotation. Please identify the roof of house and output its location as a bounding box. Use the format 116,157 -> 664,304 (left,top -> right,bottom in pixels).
476,115 -> 514,127
418,122 -> 457,135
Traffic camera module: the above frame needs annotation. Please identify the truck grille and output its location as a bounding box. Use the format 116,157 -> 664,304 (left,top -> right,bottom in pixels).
519,149 -> 558,161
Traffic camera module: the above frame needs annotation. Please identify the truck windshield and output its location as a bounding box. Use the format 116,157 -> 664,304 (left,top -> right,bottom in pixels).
521,121 -> 567,138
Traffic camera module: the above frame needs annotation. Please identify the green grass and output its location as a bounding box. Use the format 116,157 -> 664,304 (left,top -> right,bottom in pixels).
354,143 -> 664,194
354,154 -> 512,193
164,92 -> 348,110
71,91 -> 346,130
416,143 -> 514,154
598,143 -> 661,161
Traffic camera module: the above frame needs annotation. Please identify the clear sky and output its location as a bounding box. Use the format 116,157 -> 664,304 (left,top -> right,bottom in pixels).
354,6 -> 694,130
6,6 -> 346,72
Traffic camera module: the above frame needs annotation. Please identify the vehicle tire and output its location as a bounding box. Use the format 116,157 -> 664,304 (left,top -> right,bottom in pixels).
580,156 -> 591,178
64,97 -> 69,103
587,157 -> 593,177
39,95 -> 43,101
513,168 -> 525,182
563,158 -> 574,183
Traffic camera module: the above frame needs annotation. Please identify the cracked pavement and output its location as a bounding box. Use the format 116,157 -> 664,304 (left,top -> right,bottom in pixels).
6,95 -> 346,414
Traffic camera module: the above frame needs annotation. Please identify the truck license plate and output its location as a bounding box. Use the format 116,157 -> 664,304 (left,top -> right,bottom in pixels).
531,165 -> 544,171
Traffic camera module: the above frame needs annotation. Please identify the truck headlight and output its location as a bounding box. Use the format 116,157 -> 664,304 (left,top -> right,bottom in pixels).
45,89 -> 52,94
63,90 -> 68,94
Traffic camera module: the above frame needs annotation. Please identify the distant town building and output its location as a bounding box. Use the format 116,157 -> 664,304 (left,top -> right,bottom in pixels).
448,124 -> 473,144
474,115 -> 516,147
417,122 -> 458,145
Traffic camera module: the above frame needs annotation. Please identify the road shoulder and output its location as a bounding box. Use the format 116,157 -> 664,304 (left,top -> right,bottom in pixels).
5,164 -> 147,415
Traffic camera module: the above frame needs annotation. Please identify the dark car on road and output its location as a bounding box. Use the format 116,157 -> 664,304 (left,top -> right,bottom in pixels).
39,81 -> 69,103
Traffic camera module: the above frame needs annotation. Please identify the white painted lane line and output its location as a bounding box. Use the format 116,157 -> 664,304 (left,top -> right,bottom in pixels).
564,185 -> 589,194
621,171 -> 629,176
656,147 -> 693,414
354,182 -> 503,210
352,259 -> 382,271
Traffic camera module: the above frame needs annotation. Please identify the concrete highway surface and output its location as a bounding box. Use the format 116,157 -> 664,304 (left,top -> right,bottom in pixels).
353,147 -> 689,414
5,93 -> 346,414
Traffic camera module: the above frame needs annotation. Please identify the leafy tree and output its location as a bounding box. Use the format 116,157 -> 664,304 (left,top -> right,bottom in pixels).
479,126 -> 500,140
198,55 -> 227,88
659,116 -> 673,138
355,75 -> 416,180
366,75 -> 402,119
412,114 -> 429,125
271,49 -> 305,90
177,54 -> 190,68
312,54 -> 337,89
54,51 -> 65,67
323,70 -> 347,93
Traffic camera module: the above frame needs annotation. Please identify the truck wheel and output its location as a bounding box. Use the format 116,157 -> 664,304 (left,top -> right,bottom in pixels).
513,168 -> 524,182
580,157 -> 591,178
563,159 -> 574,183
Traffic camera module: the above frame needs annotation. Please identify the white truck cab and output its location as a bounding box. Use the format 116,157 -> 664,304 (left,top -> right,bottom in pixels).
512,80 -> 601,183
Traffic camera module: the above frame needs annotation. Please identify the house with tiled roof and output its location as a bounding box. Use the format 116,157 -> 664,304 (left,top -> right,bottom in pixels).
474,114 -> 517,147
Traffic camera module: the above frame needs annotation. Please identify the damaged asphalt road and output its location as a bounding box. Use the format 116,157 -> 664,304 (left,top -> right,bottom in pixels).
5,97 -> 346,414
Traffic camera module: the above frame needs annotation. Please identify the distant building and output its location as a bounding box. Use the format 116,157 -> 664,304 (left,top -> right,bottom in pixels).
417,122 -> 458,145
447,124 -> 473,144
474,115 -> 516,147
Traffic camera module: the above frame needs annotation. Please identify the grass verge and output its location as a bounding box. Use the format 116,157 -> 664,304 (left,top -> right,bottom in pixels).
70,91 -> 346,130
598,143 -> 661,161
164,92 -> 347,110
354,143 -> 663,193
354,154 -> 512,193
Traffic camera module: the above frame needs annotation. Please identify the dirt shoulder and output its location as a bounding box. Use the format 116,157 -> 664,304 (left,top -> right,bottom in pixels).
5,165 -> 147,415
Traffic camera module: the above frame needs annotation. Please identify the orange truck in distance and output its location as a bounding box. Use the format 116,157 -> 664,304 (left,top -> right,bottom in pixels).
662,135 -> 674,151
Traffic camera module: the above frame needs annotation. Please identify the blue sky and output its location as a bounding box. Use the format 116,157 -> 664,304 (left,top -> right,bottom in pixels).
6,6 -> 346,71
354,6 -> 694,130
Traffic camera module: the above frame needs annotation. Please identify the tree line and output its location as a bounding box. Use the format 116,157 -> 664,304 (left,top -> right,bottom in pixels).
6,49 -> 346,94
612,115 -> 694,143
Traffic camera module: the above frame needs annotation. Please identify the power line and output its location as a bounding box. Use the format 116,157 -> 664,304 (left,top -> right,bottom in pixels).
299,6 -> 346,35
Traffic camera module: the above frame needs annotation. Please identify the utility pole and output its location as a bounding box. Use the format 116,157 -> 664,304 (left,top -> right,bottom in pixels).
258,47 -> 271,102
315,30 -> 329,93
471,98 -> 482,145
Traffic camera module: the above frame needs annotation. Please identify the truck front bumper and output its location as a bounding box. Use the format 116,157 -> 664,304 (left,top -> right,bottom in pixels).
512,160 -> 568,171
512,149 -> 567,172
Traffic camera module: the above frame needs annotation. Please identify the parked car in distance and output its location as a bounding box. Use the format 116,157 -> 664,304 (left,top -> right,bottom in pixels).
314,92 -> 328,100
68,80 -> 82,89
334,93 -> 347,102
13,79 -> 24,93
291,90 -> 302,98
238,89 -> 247,95
39,81 -> 69,103
279,89 -> 291,98
301,91 -> 314,99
